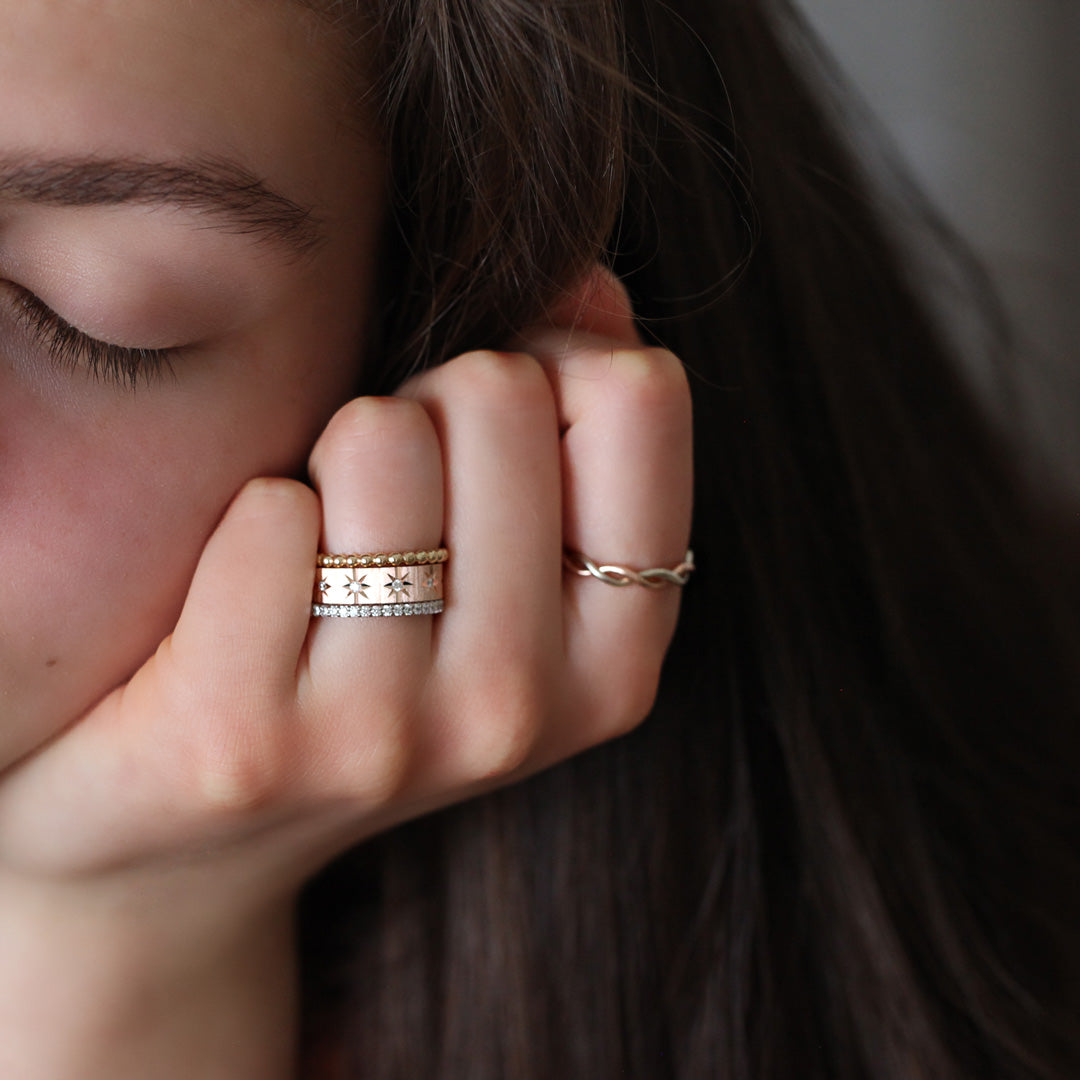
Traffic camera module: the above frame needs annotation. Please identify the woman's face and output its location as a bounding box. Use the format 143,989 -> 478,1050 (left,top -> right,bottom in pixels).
0,1 -> 380,756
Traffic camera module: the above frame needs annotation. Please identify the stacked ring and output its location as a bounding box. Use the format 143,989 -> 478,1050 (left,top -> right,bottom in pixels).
316,548 -> 448,569
311,544 -> 695,619
312,550 -> 447,618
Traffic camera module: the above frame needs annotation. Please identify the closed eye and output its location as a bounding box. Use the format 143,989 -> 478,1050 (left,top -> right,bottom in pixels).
4,281 -> 178,389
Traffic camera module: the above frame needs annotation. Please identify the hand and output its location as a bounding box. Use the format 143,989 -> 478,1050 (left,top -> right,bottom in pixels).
0,267 -> 692,903
0,266 -> 692,1076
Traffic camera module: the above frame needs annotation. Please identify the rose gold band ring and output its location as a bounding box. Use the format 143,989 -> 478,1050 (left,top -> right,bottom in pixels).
311,551 -> 446,618
310,545 -> 695,620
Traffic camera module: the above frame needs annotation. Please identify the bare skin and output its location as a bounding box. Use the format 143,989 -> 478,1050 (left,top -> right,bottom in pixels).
0,0 -> 378,753
0,2 -> 693,1076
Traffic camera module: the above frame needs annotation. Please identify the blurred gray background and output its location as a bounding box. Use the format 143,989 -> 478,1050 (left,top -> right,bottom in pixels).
793,0 -> 1079,498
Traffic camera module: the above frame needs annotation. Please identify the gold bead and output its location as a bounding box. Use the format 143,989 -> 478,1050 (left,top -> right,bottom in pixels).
346,556 -> 358,567
404,551 -> 417,565
388,553 -> 402,566
374,555 -> 387,567
359,556 -> 373,568
333,556 -> 345,568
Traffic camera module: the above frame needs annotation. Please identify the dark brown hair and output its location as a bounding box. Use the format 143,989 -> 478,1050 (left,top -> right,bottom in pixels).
299,1 -> 1080,1076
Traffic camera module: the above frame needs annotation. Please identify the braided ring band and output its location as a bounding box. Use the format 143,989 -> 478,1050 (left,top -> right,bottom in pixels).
563,548 -> 694,588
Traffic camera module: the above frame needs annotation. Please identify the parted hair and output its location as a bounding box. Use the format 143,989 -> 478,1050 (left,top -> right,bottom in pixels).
298,1 -> 1080,1076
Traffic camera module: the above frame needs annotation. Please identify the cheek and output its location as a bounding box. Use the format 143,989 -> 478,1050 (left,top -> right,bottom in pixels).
0,374 -> 329,759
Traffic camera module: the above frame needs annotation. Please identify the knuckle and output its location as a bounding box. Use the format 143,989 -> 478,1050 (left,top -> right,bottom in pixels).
609,347 -> 690,415
229,476 -> 320,533
591,663 -> 662,744
309,395 -> 434,474
456,675 -> 543,782
190,712 -> 296,816
328,707 -> 415,807
437,349 -> 553,417
151,651 -> 299,824
235,474 -> 310,510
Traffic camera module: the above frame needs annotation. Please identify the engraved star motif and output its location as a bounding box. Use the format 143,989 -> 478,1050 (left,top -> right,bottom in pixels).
422,569 -> 438,591
345,571 -> 370,599
318,578 -> 332,594
384,568 -> 412,598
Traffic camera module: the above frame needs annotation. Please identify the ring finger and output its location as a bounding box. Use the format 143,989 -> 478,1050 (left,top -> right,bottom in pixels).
304,395 -> 444,706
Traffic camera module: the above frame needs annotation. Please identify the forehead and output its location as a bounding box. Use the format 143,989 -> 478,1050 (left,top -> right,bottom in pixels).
0,0 -> 370,218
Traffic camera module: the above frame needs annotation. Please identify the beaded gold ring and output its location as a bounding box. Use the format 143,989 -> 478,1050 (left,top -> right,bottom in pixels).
316,548 -> 448,569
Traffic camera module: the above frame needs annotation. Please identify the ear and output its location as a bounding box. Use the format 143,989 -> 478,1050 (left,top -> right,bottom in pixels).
541,264 -> 642,347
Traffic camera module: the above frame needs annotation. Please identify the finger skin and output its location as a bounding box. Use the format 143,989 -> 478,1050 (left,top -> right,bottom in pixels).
170,477 -> 321,701
0,478 -> 323,873
0,268 -> 691,919
164,476 -> 324,813
304,396 -> 443,686
396,350 -> 564,786
307,395 -> 444,559
519,267 -> 695,755
530,263 -> 642,348
291,395 -> 445,804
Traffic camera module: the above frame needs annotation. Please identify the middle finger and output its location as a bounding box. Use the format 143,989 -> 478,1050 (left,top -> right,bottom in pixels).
397,350 -> 564,784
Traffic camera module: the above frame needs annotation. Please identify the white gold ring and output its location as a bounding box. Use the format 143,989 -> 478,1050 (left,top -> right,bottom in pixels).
311,600 -> 445,618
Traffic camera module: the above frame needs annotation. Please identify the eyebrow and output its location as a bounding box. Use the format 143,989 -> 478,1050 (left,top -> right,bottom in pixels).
0,154 -> 324,257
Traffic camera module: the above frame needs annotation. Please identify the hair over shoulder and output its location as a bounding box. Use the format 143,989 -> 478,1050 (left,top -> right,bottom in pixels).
299,2 -> 1080,1077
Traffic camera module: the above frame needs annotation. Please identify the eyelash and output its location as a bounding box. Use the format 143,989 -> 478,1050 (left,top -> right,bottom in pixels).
8,283 -> 177,388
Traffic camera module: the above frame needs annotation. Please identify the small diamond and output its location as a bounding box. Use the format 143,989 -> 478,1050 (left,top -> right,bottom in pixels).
313,598 -> 444,619
384,569 -> 412,598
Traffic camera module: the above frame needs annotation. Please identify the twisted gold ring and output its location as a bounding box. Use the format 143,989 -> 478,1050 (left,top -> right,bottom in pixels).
563,548 -> 694,588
